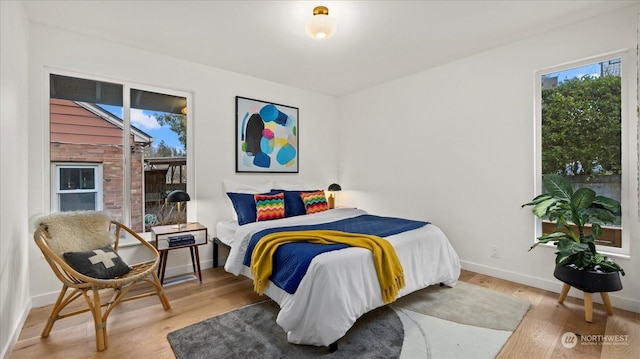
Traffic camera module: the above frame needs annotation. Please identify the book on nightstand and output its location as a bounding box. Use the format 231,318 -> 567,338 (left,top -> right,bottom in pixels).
167,234 -> 195,247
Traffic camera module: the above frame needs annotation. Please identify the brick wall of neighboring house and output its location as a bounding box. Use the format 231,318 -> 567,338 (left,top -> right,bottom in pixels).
50,142 -> 146,232
50,98 -> 150,232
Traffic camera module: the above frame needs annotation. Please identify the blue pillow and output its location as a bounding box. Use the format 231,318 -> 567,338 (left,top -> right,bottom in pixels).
227,190 -> 281,225
274,189 -> 320,217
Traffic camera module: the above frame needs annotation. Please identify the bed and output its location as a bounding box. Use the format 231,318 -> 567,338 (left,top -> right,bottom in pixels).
215,203 -> 461,349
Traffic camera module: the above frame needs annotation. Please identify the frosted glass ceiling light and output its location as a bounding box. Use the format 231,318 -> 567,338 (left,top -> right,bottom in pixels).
305,6 -> 337,40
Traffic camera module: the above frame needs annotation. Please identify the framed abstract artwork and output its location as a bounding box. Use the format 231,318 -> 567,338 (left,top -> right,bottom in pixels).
236,96 -> 299,173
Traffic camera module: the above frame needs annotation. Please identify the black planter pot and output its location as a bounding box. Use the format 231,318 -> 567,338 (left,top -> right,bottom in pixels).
553,264 -> 623,293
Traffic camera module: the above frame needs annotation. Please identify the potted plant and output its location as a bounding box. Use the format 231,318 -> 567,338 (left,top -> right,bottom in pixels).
522,174 -> 624,293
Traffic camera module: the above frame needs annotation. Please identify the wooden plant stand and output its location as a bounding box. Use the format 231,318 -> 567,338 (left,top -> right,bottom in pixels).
557,283 -> 614,322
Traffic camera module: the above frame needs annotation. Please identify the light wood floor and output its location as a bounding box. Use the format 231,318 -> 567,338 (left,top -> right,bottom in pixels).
10,268 -> 639,359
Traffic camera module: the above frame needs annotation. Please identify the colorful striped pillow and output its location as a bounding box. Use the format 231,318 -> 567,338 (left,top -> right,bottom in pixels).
254,192 -> 285,221
300,190 -> 329,214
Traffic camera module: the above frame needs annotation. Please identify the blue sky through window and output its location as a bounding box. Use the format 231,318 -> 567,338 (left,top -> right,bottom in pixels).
98,104 -> 183,153
543,63 -> 601,83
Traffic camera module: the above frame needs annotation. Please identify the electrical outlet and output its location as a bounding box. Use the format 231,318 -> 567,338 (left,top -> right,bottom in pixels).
491,245 -> 500,259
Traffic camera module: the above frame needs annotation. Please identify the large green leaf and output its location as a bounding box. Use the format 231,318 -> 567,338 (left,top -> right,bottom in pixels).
521,193 -> 553,208
557,240 -> 588,255
587,208 -> 619,225
543,175 -> 573,201
575,251 -> 593,268
592,252 -> 605,264
537,231 -> 569,244
556,241 -> 589,266
532,198 -> 556,218
556,252 -> 577,266
599,258 -> 626,275
592,195 -> 621,213
571,188 -> 595,210
547,210 -> 570,224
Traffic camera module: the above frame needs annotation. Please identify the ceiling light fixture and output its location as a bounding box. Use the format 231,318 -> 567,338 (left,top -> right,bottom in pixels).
305,6 -> 337,40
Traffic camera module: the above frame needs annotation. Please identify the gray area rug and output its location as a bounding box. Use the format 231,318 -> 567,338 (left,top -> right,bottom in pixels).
167,282 -> 530,359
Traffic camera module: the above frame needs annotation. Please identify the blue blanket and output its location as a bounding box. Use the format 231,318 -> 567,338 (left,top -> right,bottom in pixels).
243,214 -> 429,294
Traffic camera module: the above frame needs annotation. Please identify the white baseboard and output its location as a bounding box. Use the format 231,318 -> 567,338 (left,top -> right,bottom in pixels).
461,260 -> 640,314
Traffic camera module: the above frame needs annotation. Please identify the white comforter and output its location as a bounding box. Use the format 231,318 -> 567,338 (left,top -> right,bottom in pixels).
224,208 -> 461,347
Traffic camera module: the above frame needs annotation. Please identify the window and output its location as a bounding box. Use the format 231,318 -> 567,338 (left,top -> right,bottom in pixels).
53,164 -> 102,211
48,72 -> 191,234
535,52 -> 629,254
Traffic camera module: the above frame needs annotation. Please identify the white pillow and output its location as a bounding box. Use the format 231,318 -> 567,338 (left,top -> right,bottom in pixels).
222,179 -> 274,220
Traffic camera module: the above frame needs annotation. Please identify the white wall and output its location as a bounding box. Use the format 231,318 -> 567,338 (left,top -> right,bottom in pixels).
339,5 -> 639,312
26,23 -> 340,305
0,2 -> 31,358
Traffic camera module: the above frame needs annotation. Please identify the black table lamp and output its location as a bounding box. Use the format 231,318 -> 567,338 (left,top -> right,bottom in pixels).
167,190 -> 190,229
327,183 -> 341,209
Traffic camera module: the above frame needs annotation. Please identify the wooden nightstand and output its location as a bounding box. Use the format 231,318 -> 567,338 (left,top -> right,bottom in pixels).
151,222 -> 207,285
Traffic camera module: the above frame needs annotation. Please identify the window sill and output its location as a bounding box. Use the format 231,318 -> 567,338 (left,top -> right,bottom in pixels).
118,231 -> 153,248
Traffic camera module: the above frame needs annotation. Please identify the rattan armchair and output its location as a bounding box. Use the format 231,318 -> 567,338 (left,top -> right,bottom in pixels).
34,212 -> 171,351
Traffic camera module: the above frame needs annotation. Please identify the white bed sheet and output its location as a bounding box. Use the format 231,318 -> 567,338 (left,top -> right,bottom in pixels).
224,208 -> 461,347
215,219 -> 240,246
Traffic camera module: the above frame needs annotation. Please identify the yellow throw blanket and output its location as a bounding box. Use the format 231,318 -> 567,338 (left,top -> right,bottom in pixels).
250,230 -> 405,304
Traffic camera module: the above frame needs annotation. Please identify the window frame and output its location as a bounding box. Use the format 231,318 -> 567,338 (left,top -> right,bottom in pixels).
533,50 -> 631,257
44,68 -> 195,238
